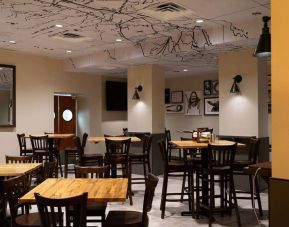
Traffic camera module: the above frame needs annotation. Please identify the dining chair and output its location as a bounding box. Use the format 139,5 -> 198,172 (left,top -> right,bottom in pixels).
75,165 -> 109,224
17,133 -> 33,156
64,133 -> 87,178
30,135 -> 51,163
3,174 -> 42,227
165,129 -> 182,161
37,161 -> 58,185
129,134 -> 153,186
35,192 -> 88,227
6,155 -> 33,163
73,135 -> 103,167
105,138 -> 133,205
158,140 -> 194,219
196,143 -> 241,227
104,173 -> 159,227
233,137 -> 263,216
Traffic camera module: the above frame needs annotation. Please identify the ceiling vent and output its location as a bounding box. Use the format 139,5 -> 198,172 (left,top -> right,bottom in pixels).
140,1 -> 195,21
51,32 -> 92,43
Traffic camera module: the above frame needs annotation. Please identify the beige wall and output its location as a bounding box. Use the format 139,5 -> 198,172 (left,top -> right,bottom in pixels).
219,49 -> 268,137
272,0 -> 289,179
0,50 -> 102,161
165,73 -> 219,140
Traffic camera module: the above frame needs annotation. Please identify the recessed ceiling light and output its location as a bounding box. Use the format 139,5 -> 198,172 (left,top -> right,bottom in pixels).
196,19 -> 204,23
0,68 -> 2,70
66,50 -> 72,53
115,38 -> 122,42
9,40 -> 16,44
183,69 -> 188,72
55,24 -> 63,28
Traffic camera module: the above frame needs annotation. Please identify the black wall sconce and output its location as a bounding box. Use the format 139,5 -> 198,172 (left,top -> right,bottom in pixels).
254,16 -> 271,58
132,85 -> 143,100
230,75 -> 242,93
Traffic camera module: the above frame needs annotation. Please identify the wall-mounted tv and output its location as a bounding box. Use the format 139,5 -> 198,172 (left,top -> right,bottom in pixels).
106,81 -> 127,111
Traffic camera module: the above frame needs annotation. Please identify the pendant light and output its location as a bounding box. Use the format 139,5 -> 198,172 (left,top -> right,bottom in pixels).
254,16 -> 271,58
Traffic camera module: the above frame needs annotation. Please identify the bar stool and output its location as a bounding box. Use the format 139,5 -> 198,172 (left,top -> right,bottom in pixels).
165,129 -> 182,161
129,134 -> 153,186
158,140 -> 194,219
17,133 -> 33,156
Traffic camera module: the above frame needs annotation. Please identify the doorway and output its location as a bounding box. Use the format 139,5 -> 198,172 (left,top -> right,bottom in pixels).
54,94 -> 77,149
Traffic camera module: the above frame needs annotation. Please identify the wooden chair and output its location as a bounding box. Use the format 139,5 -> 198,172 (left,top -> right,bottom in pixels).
129,134 -> 153,186
165,129 -> 182,160
158,140 -> 194,219
104,173 -> 159,227
37,161 -> 58,184
35,192 -> 87,227
196,143 -> 241,227
3,174 -> 42,227
17,134 -> 33,156
75,165 -> 109,224
233,137 -> 263,216
73,135 -> 103,167
105,138 -> 133,205
30,135 -> 52,163
6,155 -> 33,163
64,133 -> 87,178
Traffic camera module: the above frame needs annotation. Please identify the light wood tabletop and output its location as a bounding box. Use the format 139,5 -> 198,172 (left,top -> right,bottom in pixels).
88,136 -> 141,143
0,163 -> 42,177
170,140 -> 245,149
29,134 -> 74,139
20,178 -> 128,203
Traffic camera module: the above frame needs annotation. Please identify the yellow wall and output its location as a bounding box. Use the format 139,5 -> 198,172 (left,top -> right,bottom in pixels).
272,1 -> 289,179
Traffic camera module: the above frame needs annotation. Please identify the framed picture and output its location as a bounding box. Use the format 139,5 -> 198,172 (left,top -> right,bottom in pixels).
204,97 -> 219,115
212,80 -> 219,95
165,88 -> 171,104
171,91 -> 183,103
165,103 -> 185,114
184,91 -> 202,115
203,80 -> 212,96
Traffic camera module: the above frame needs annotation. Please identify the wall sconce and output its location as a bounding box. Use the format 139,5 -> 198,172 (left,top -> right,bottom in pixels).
230,75 -> 242,93
254,16 -> 271,58
132,85 -> 143,100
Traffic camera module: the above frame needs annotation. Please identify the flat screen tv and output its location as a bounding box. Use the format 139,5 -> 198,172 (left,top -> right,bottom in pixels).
106,81 -> 127,111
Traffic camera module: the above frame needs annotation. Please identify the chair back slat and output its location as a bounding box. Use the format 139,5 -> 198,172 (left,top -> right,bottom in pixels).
35,192 -> 87,227
208,143 -> 237,169
30,135 -> 49,151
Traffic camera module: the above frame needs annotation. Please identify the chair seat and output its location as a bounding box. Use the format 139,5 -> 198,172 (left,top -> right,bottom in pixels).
104,210 -> 145,227
15,212 -> 42,227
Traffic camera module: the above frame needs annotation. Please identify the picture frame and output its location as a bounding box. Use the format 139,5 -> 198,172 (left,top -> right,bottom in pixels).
165,103 -> 185,114
203,80 -> 212,96
204,97 -> 219,115
184,90 -> 202,116
165,88 -> 171,104
212,80 -> 219,96
171,90 -> 183,103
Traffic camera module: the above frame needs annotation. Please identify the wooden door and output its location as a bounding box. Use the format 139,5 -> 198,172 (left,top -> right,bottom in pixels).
54,95 -> 76,149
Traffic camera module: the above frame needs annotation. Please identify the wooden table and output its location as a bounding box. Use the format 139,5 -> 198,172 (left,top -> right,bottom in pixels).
88,136 -> 141,143
0,163 -> 42,177
170,140 -> 245,215
28,134 -> 74,139
243,161 -> 271,184
20,178 -> 128,203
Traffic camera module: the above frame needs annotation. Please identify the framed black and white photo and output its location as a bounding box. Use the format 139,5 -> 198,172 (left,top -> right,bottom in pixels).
184,90 -> 202,115
204,97 -> 219,115
171,91 -> 183,103
212,80 -> 219,95
165,103 -> 185,114
203,80 -> 212,96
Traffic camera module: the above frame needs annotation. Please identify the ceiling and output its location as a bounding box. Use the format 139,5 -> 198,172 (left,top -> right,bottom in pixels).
0,0 -> 270,77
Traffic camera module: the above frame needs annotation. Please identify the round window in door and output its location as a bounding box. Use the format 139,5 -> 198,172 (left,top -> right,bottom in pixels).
62,109 -> 73,122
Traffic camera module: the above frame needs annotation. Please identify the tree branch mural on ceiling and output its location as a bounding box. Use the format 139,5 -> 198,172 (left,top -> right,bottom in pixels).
0,0 -> 251,73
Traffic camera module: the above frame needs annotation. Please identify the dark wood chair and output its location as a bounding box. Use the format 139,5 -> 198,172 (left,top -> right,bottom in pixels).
104,173 -> 159,227
6,155 -> 33,163
73,135 -> 103,167
165,129 -> 182,160
129,134 -> 153,186
35,192 -> 87,227
37,161 -> 58,184
3,174 -> 42,227
64,133 -> 87,178
105,138 -> 133,205
29,135 -> 52,163
17,134 -> 33,156
158,140 -> 194,219
233,137 -> 263,216
75,165 -> 109,224
196,143 -> 241,227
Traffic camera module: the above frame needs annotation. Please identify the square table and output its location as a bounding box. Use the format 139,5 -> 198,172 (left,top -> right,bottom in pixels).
20,178 -> 128,203
0,163 -> 42,177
